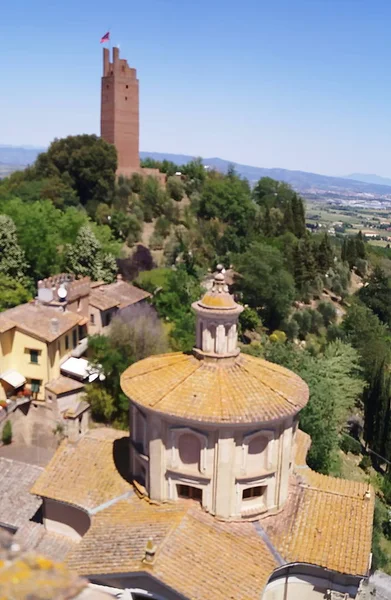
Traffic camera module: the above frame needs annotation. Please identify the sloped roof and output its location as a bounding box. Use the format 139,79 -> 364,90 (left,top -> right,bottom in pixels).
121,352 -> 309,424
66,497 -> 277,599
30,429 -> 132,512
45,376 -> 85,395
89,281 -> 150,311
0,458 -> 43,530
276,430 -> 374,577
0,302 -> 82,343
30,429 -> 374,598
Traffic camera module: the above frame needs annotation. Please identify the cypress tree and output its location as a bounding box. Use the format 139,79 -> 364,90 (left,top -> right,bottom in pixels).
345,237 -> 357,269
355,231 -> 366,259
283,201 -> 295,235
364,360 -> 390,464
291,194 -> 306,238
316,233 -> 334,274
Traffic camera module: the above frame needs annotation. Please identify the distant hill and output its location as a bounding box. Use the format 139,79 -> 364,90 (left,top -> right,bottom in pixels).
141,152 -> 391,196
2,145 -> 391,196
0,145 -> 44,166
344,173 -> 391,187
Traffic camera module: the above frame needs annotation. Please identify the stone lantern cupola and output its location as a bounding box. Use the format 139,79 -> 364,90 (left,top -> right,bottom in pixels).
192,265 -> 243,360
121,266 -> 309,521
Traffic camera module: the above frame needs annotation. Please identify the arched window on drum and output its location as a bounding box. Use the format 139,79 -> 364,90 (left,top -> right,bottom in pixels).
178,433 -> 201,472
247,435 -> 268,473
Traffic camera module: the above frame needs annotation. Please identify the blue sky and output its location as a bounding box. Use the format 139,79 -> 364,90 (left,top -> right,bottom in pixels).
2,0 -> 391,176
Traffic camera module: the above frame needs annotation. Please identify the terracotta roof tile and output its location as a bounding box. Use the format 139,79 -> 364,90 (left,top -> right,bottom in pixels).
30,429 -> 132,512
121,352 -> 309,424
45,376 -> 85,395
36,428 -> 373,592
66,499 -> 276,600
260,430 -> 374,577
0,302 -> 82,342
0,458 -> 43,530
89,281 -> 150,311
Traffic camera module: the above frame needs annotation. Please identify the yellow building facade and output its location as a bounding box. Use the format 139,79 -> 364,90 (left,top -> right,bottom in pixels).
0,302 -> 85,401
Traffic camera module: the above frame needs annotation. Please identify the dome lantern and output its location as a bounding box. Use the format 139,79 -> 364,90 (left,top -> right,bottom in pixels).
192,265 -> 243,360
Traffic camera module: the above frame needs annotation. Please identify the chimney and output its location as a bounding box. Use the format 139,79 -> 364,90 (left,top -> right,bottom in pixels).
113,46 -> 120,65
50,318 -> 60,336
143,538 -> 156,564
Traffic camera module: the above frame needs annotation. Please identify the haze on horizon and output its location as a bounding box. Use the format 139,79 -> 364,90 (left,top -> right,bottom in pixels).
2,0 -> 391,178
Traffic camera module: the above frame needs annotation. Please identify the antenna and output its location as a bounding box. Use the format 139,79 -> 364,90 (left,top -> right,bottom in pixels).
58,285 -> 68,301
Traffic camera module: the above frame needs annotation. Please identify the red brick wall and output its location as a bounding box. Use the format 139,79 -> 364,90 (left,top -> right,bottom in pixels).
101,47 -> 140,171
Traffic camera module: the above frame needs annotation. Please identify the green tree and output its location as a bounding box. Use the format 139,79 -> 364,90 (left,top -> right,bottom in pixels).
317,300 -> 337,327
0,215 -> 28,281
85,385 -> 115,422
64,226 -> 117,282
34,134 -> 117,211
2,421 -> 12,445
234,242 -> 295,329
0,275 -> 32,311
359,266 -> 391,326
315,233 -> 334,274
363,360 -> 390,461
342,302 -> 390,380
152,266 -> 202,351
260,340 -> 364,473
182,158 -> 206,194
109,211 -> 142,243
355,230 -> 366,259
166,176 -> 185,202
291,194 -> 306,238
198,173 -> 254,227
87,308 -> 168,425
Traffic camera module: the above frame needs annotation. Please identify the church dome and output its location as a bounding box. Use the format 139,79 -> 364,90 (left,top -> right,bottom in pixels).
121,351 -> 308,425
121,265 -> 309,425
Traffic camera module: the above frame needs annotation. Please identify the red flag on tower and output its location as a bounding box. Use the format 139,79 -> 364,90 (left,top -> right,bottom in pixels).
100,31 -> 110,44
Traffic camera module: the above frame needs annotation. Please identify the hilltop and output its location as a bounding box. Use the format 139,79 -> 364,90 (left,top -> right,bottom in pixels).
2,145 -> 391,196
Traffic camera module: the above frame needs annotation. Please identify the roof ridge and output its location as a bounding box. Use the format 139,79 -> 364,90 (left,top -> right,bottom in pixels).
298,469 -> 372,500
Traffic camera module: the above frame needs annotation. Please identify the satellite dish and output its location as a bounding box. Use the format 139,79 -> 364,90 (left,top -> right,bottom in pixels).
58,286 -> 68,300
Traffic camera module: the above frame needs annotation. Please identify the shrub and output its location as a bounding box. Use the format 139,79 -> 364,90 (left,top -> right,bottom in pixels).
382,476 -> 391,505
317,300 -> 337,327
359,455 -> 372,472
154,216 -> 171,239
239,307 -> 261,333
269,330 -> 287,344
281,318 -> 300,341
339,433 -> 361,455
2,420 -> 12,445
166,176 -> 185,202
149,232 -> 164,250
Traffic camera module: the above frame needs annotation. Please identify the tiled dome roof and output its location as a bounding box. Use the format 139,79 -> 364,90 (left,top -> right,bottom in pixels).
121,352 -> 309,424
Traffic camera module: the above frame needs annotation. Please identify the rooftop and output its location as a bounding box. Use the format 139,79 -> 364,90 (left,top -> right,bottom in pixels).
30,429 -> 373,596
66,497 -> 277,600
30,428 -> 132,512
121,351 -> 309,424
0,302 -> 83,342
0,457 -> 43,530
89,280 -> 151,312
45,376 -> 85,395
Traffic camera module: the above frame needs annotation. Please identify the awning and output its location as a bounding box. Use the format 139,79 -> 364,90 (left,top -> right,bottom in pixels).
71,337 -> 88,358
60,357 -> 105,383
0,370 -> 26,389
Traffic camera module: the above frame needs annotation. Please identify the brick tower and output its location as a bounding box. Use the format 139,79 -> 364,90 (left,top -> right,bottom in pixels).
101,47 -> 140,174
